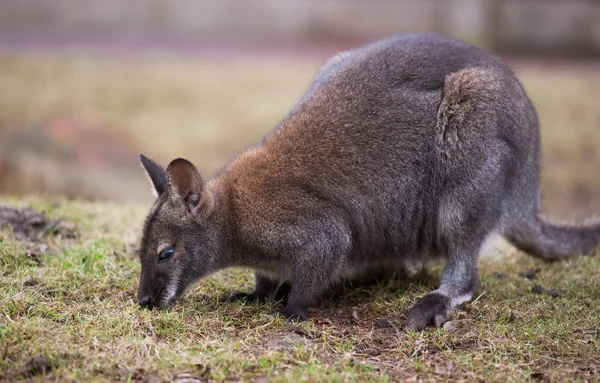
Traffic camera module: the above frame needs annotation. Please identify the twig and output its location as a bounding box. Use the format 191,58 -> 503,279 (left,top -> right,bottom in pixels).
470,291 -> 486,305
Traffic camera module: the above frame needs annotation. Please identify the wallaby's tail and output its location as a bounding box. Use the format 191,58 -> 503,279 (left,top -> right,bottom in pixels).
503,213 -> 600,260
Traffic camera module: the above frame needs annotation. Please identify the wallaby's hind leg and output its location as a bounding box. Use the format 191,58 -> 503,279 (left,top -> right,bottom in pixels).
406,239 -> 480,329
226,272 -> 280,303
407,192 -> 500,329
406,66 -> 508,329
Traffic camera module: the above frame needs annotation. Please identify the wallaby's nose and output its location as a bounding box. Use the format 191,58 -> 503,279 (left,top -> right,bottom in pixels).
138,295 -> 153,308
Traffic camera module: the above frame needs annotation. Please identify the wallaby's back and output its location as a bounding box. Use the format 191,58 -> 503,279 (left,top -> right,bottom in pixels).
221,34 -> 543,263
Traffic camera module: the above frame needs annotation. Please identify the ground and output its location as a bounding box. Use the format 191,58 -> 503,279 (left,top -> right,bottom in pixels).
0,197 -> 598,382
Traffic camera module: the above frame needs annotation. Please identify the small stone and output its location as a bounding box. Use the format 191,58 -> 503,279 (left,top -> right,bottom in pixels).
374,319 -> 392,328
524,268 -> 541,280
443,320 -> 458,333
140,374 -> 162,383
548,290 -> 560,298
351,308 -> 360,323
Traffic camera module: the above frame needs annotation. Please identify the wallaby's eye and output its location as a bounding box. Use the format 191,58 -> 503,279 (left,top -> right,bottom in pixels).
158,246 -> 175,261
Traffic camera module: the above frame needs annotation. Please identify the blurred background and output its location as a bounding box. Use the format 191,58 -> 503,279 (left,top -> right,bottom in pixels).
0,0 -> 599,219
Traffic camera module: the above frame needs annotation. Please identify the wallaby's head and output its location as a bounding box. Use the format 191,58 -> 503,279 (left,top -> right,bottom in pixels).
136,154 -> 219,309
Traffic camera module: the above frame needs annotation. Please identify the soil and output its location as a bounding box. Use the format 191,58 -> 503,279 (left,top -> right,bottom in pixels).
21,355 -> 52,378
262,329 -> 315,353
0,205 -> 76,242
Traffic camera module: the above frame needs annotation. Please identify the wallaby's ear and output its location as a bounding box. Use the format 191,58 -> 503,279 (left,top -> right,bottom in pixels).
139,154 -> 167,196
165,158 -> 204,209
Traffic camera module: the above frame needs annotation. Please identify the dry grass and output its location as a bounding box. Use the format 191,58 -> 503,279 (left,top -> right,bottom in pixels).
0,196 -> 599,382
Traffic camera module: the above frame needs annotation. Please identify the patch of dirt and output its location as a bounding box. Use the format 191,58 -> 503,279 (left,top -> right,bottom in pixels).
22,276 -> 41,286
530,371 -> 546,380
172,371 -> 209,383
21,355 -> 52,377
114,367 -> 163,383
113,367 -> 211,383
262,330 -> 315,353
138,374 -> 162,383
0,206 -> 77,241
374,318 -> 404,329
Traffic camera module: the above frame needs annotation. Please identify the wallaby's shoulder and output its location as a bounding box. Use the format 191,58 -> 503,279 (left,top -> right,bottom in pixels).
212,145 -> 290,224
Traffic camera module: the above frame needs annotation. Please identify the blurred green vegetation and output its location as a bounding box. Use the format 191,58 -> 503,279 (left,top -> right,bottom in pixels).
0,54 -> 599,217
0,54 -> 315,175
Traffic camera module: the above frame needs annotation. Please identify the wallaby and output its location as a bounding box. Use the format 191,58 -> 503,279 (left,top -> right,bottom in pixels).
136,33 -> 600,329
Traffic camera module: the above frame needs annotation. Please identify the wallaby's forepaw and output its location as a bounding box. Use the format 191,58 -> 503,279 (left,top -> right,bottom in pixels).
274,282 -> 291,304
406,292 -> 451,330
277,306 -> 307,322
225,291 -> 269,304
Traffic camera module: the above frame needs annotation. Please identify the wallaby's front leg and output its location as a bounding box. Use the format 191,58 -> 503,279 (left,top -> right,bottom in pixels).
226,218 -> 349,321
277,233 -> 348,321
226,272 -> 279,303
274,281 -> 291,304
406,240 -> 479,329
278,266 -> 335,322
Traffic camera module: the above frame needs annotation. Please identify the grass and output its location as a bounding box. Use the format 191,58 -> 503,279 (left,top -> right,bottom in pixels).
0,195 -> 598,382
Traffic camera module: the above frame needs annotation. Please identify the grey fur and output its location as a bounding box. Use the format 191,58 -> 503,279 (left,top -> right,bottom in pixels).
136,34 -> 600,329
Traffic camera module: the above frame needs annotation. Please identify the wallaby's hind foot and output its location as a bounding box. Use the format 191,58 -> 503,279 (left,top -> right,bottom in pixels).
406,293 -> 452,329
